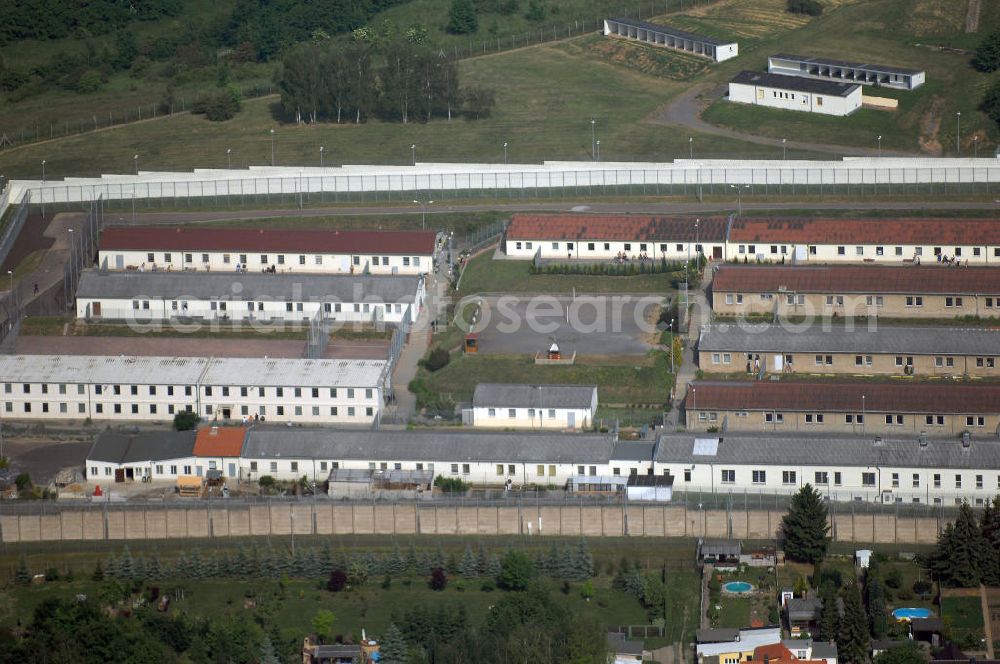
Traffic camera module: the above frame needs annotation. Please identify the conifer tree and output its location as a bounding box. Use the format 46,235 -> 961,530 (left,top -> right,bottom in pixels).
477,544 -> 489,575
15,556 -> 30,584
573,540 -> 595,580
924,501 -> 987,587
118,546 -> 135,580
782,484 -> 830,563
837,584 -> 870,664
486,554 -> 502,578
458,545 -> 479,578
864,576 -> 888,639
979,495 -> 1000,585
818,579 -> 840,642
446,0 -> 478,34
379,623 -> 409,664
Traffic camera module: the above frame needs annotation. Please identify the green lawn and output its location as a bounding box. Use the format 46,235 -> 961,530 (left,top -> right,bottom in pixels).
459,250 -> 678,294
718,596 -> 753,628
418,352 -> 673,406
941,595 -> 984,629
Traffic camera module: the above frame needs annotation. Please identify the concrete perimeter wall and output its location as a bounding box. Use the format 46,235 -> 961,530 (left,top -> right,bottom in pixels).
0,502 -> 945,545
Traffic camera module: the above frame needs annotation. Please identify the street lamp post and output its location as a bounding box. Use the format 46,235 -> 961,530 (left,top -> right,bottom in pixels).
133,154 -> 139,175
688,137 -> 693,159
877,135 -> 882,158
974,136 -> 979,159
668,318 -> 675,375
595,140 -> 600,162
40,160 -> 46,218
270,128 -> 275,166
729,184 -> 749,217
956,112 -> 961,155
320,146 -> 325,168
67,228 -> 75,304
782,138 -> 786,160
226,148 -> 231,169
503,142 -> 508,164
591,119 -> 596,161
413,199 -> 434,230
410,144 -> 416,166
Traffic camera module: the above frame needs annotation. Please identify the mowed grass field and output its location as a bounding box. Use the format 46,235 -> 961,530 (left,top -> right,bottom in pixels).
0,0 -> 997,178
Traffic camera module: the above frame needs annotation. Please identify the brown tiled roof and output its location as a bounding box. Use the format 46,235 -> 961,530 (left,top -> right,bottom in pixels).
728,218 -> 1000,245
193,426 -> 248,457
712,264 -> 1000,295
99,227 -> 437,255
506,214 -> 730,242
687,381 -> 1000,414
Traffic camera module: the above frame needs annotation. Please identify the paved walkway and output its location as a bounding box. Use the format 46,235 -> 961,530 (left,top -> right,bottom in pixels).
981,584 -> 996,660
667,266 -> 713,429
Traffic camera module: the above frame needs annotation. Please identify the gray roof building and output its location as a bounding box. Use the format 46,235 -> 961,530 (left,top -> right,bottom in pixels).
698,323 -> 1000,356
697,628 -> 741,643
611,441 -> 656,462
87,429 -> 196,464
787,597 -> 823,623
76,270 -> 421,304
730,71 -> 860,97
699,539 -> 741,558
243,428 -> 617,464
654,432 -> 1000,471
472,384 -> 597,410
606,16 -> 731,46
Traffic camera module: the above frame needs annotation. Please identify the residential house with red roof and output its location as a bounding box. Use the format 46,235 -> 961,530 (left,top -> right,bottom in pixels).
711,264 -> 1000,319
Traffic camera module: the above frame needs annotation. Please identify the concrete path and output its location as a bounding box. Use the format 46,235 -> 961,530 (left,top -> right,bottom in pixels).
667,266 -> 713,429
120,199 -> 1000,227
981,584 -> 996,660
652,84 -> 920,158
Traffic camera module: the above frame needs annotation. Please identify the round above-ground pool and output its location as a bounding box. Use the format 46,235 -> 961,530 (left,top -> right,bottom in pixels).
723,581 -> 753,593
892,608 -> 932,621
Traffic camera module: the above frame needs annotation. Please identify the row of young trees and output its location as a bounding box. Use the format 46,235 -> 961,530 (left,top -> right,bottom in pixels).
277,31 -> 495,125
923,496 -> 1000,587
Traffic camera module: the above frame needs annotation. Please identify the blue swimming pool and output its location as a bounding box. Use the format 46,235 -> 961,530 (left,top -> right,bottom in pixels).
723,581 -> 753,593
892,608 -> 932,621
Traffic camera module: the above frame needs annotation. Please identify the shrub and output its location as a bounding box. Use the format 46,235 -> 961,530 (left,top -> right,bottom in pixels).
885,567 -> 903,589
912,580 -> 932,596
429,567 -> 447,591
173,410 -> 200,431
258,475 -> 276,488
422,347 -> 451,372
433,475 -> 469,493
327,569 -> 348,592
787,0 -> 823,15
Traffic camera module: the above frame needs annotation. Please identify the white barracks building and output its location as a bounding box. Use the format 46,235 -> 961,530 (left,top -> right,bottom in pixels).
0,354 -> 388,425
97,226 -> 437,276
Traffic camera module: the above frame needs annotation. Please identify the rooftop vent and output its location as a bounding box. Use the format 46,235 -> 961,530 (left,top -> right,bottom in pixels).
210,426 -> 219,436
918,432 -> 928,447
873,436 -> 883,447
962,431 -> 971,448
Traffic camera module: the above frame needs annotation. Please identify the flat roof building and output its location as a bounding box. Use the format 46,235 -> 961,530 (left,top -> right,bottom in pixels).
697,324 -> 1000,378
710,264 -> 1000,319
75,270 -> 424,325
728,71 -> 862,117
86,429 -> 197,483
768,54 -> 925,90
469,383 -> 598,430
97,226 -> 436,275
686,380 -> 1000,436
603,17 -> 738,62
0,354 -> 388,426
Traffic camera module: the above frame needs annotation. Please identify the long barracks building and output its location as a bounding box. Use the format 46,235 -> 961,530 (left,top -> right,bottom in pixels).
97,227 -> 437,275
685,381 -> 1000,436
502,214 -> 1000,265
710,264 -> 1000,319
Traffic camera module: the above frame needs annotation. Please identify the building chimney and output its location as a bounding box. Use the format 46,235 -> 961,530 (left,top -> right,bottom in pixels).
873,436 -> 883,447
919,431 -> 928,446
962,431 -> 971,448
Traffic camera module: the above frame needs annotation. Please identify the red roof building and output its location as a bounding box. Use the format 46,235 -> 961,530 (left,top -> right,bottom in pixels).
193,426 -> 248,458
100,227 -> 437,255
506,214 -> 729,242
728,217 -> 1000,246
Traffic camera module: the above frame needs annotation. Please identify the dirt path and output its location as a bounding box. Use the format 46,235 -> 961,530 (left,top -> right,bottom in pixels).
966,0 -> 982,33
652,84 -> 921,158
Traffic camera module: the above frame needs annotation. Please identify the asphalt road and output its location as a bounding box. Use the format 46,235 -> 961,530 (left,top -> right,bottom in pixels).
123,199 -> 1000,226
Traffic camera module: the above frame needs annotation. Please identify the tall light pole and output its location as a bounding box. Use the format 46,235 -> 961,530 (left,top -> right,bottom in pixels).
410,144 -> 416,166
861,394 -> 866,434
595,140 -> 600,162
877,135 -> 882,159
413,199 -> 434,230
40,160 -> 46,218
668,318 -> 675,375
7,270 -> 12,294
782,138 -> 786,160
270,128 -> 275,166
226,148 -> 231,169
590,118 -> 597,161
67,228 -> 75,304
320,146 -> 325,168
974,135 -> 979,159
956,112 -> 961,155
133,154 -> 139,175
503,142 -> 508,164
688,137 -> 693,159
729,184 -> 749,217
